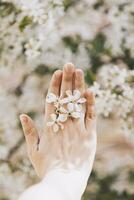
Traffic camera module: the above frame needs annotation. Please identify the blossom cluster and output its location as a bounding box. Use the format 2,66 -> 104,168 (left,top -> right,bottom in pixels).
0,0 -> 134,70
0,0 -> 134,199
90,65 -> 134,139
46,90 -> 86,132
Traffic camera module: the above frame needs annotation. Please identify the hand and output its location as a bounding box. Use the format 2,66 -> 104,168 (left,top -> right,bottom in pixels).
20,63 -> 97,181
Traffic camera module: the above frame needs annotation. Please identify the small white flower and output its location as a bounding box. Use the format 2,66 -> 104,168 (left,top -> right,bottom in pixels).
65,90 -> 86,112
67,103 -> 84,118
47,113 -> 67,133
59,103 -> 84,119
20,0 -> 47,24
46,93 -> 57,103
46,90 -> 86,132
46,93 -> 65,108
90,82 -> 102,97
66,90 -> 81,101
24,38 -> 41,59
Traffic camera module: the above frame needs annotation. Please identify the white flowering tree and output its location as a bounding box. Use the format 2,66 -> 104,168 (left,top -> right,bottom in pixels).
0,0 -> 134,199
91,65 -> 134,138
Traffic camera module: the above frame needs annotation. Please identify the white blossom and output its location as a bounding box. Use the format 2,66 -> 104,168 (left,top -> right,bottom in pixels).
46,93 -> 66,108
91,65 -> 134,136
65,90 -> 86,112
24,38 -> 42,59
46,90 -> 86,132
47,113 -> 65,132
99,65 -> 128,89
58,103 -> 84,119
20,0 -> 48,24
0,0 -> 134,198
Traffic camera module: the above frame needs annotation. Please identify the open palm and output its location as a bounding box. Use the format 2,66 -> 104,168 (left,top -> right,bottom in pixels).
20,63 -> 97,179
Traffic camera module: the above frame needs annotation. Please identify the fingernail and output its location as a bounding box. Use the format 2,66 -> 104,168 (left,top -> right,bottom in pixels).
54,70 -> 62,77
76,69 -> 83,76
20,114 -> 28,123
65,63 -> 74,71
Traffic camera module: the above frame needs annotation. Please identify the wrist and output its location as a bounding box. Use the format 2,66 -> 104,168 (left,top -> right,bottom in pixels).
42,166 -> 90,200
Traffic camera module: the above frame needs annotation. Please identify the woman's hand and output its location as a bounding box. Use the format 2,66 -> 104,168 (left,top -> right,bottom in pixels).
20,63 -> 97,182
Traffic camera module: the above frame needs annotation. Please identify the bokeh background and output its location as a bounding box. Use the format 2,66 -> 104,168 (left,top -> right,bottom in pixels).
0,0 -> 134,199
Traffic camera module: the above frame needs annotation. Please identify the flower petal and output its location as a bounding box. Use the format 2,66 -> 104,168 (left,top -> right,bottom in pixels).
53,123 -> 59,132
67,103 -> 74,112
59,122 -> 64,130
66,90 -> 72,96
60,97 -> 69,104
58,114 -> 68,122
71,111 -> 81,118
54,102 -> 59,108
59,106 -> 68,113
77,97 -> 86,104
75,103 -> 82,112
51,113 -> 57,121
47,121 -> 54,126
68,95 -> 74,102
46,93 -> 57,103
73,90 -> 81,100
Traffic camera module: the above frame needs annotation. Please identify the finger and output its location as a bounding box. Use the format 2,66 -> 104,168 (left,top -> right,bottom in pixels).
48,70 -> 62,94
84,90 -> 96,129
60,63 -> 75,96
45,70 -> 62,119
74,69 -> 85,93
73,69 -> 85,127
20,114 -> 39,152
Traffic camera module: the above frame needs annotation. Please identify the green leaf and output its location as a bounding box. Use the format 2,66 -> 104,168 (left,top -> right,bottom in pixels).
34,64 -> 58,76
0,2 -> 15,17
63,0 -> 79,11
93,0 -> 105,10
122,49 -> 134,70
84,69 -> 96,85
111,48 -> 134,70
62,35 -> 81,53
19,16 -> 32,32
128,170 -> 134,183
91,33 -> 106,54
14,86 -> 22,97
86,33 -> 109,73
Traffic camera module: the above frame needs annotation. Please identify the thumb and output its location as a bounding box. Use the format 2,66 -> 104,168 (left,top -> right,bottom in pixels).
20,114 -> 39,152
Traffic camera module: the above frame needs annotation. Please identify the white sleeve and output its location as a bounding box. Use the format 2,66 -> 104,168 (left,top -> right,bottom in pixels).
18,182 -> 65,200
18,168 -> 90,200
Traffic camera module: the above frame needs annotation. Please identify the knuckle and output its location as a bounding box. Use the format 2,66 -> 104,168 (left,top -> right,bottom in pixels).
87,108 -> 96,119
26,127 -> 35,135
88,99 -> 95,106
76,81 -> 83,88
64,75 -> 72,82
